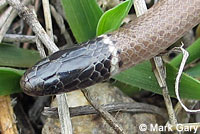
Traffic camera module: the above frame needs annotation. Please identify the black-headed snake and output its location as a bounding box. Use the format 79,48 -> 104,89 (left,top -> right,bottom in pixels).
20,0 -> 200,96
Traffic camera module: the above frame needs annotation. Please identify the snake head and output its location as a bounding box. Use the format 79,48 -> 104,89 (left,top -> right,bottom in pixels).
20,36 -> 120,96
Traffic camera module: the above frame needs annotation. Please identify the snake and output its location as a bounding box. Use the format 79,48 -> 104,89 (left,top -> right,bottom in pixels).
20,0 -> 200,96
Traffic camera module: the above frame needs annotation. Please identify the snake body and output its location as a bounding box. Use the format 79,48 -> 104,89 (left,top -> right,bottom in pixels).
20,0 -> 200,96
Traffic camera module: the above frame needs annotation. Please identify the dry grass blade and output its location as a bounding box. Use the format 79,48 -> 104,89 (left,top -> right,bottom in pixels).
0,96 -> 18,134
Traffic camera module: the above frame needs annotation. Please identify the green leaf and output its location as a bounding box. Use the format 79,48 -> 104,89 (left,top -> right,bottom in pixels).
0,67 -> 24,95
0,43 -> 40,68
61,0 -> 103,43
186,63 -> 200,79
170,38 -> 200,67
96,0 -> 133,36
113,61 -> 200,100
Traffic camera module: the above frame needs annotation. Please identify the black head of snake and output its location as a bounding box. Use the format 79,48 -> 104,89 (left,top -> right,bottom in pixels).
20,35 -> 122,96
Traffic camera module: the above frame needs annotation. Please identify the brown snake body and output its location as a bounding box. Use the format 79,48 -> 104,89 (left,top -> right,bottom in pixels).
21,0 -> 200,96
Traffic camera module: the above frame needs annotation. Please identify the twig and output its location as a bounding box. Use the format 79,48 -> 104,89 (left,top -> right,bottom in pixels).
42,0 -> 54,41
151,57 -> 178,124
0,6 -> 12,29
29,6 -> 46,56
134,0 -> 178,125
81,88 -> 125,134
43,102 -> 167,119
3,34 -> 36,43
35,37 -> 46,58
7,0 -> 59,53
23,0 -> 41,49
49,5 -> 65,34
0,0 -> 31,43
50,5 -> 73,47
133,0 -> 147,16
0,9 -> 16,43
57,94 -> 73,134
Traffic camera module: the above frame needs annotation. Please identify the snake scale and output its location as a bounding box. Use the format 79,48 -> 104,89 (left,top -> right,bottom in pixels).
20,0 -> 200,96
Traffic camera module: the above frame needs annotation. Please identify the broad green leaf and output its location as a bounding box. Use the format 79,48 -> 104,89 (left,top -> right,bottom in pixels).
186,63 -> 200,79
113,61 -> 200,100
96,0 -> 133,35
170,38 -> 200,67
61,0 -> 103,43
0,43 -> 40,68
0,67 -> 24,95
